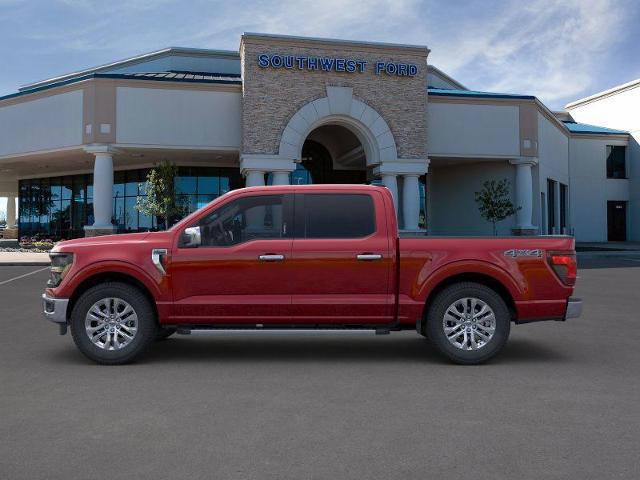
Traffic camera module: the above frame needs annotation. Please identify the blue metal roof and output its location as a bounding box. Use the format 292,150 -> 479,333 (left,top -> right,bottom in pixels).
0,71 -> 242,102
562,121 -> 628,135
427,87 -> 535,100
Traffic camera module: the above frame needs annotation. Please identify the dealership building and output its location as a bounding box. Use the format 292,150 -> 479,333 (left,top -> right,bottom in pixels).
0,33 -> 637,241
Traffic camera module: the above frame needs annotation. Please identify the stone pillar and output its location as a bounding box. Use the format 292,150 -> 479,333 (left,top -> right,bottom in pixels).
381,174 -> 399,216
271,171 -> 290,185
401,174 -> 421,231
84,146 -> 117,237
510,158 -> 538,235
245,170 -> 265,187
374,159 -> 429,230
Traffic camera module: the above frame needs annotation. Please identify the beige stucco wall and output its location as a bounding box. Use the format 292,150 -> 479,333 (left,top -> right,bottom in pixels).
240,35 -> 428,160
429,161 -> 517,236
0,90 -> 83,157
115,86 -> 242,148
427,102 -> 520,157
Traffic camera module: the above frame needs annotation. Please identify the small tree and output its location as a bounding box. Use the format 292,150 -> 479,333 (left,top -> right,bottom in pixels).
136,161 -> 186,229
474,179 -> 519,236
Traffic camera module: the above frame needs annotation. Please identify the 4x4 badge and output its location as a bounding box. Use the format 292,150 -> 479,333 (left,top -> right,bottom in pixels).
504,249 -> 542,258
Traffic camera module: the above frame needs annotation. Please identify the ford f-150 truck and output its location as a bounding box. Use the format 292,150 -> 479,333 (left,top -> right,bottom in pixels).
42,184 -> 581,365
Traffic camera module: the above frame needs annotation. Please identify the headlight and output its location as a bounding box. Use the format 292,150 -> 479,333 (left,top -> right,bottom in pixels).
47,252 -> 74,288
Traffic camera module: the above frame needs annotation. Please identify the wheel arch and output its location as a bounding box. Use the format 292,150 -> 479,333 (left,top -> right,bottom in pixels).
66,271 -> 158,324
419,271 -> 518,334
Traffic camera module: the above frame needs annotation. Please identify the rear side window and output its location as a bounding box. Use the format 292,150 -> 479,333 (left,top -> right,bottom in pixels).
299,194 -> 376,238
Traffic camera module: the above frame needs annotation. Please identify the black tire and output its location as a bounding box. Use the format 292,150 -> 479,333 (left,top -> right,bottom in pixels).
425,282 -> 510,365
156,327 -> 177,341
70,282 -> 157,365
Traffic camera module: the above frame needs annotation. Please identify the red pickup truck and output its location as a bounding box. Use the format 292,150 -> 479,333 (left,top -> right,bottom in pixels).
42,184 -> 581,365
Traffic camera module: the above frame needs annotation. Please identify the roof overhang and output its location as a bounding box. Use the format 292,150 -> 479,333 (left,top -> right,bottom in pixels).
19,47 -> 240,93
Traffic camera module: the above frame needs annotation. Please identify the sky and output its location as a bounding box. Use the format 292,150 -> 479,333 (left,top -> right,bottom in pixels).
1,0 -> 640,214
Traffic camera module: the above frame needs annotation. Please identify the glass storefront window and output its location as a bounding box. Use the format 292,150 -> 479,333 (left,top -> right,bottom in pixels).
198,176 -> 219,195
175,175 -> 197,195
18,166 -> 242,239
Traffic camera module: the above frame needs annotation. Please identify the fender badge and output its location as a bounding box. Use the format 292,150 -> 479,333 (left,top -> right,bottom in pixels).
504,249 -> 542,258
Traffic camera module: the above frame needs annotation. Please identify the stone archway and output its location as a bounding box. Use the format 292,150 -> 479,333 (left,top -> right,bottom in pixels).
240,85 -> 429,231
278,86 -> 398,166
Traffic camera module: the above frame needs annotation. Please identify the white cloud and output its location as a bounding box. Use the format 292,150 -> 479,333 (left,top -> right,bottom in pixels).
3,0 -> 635,109
426,0 -> 629,107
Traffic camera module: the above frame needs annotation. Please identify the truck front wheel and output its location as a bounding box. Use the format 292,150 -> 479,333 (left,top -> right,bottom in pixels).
426,282 -> 510,365
70,282 -> 157,365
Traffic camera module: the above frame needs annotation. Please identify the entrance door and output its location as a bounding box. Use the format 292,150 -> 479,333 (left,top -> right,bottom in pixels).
607,201 -> 627,241
289,190 -> 394,324
169,193 -> 293,323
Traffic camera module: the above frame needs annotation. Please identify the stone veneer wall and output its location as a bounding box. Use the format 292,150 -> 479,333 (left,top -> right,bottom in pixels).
240,36 -> 429,160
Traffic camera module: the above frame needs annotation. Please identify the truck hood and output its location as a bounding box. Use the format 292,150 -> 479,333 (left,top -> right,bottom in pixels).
52,231 -> 171,252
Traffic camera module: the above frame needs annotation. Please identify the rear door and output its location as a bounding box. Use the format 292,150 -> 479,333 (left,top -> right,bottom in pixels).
607,201 -> 627,241
289,190 -> 394,324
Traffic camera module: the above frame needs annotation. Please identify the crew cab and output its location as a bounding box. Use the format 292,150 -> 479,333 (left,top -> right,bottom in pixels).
42,184 -> 581,365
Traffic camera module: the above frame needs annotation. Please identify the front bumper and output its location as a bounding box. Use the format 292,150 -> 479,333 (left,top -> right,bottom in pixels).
564,297 -> 582,319
42,294 -> 69,324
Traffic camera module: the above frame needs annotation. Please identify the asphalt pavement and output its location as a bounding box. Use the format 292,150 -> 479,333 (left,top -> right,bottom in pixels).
1,256 -> 639,479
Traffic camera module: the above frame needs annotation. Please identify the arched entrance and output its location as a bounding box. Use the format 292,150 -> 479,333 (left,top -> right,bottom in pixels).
293,124 -> 368,185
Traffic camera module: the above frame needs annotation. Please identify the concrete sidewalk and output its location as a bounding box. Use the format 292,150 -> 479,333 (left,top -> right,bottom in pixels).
0,252 -> 50,266
577,242 -> 640,252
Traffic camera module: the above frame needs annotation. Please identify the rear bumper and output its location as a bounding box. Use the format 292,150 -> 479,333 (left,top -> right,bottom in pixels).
42,294 -> 69,324
564,297 -> 582,320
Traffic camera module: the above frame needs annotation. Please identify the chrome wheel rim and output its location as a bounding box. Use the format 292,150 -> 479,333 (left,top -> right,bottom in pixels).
443,297 -> 496,351
85,297 -> 138,350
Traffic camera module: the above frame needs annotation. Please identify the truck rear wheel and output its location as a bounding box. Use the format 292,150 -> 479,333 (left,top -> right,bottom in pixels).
426,282 -> 510,365
70,282 -> 157,365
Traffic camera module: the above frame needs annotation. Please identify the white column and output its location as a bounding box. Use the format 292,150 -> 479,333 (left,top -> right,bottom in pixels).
271,171 -> 290,185
381,174 -> 399,216
6,195 -> 16,229
510,158 -> 537,231
84,146 -> 117,235
401,174 -> 420,231
92,153 -> 114,228
245,170 -> 265,187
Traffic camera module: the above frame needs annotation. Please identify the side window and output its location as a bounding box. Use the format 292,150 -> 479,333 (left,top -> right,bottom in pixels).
198,195 -> 287,247
301,194 -> 375,238
606,145 -> 626,179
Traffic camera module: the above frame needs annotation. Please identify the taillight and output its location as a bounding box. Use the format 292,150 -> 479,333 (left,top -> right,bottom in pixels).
547,252 -> 577,286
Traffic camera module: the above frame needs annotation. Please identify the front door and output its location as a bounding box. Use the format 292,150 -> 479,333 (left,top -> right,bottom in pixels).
607,201 -> 627,241
289,190 -> 394,324
169,193 -> 293,324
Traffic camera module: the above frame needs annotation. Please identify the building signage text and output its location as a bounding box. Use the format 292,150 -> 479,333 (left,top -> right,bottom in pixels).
257,53 -> 418,77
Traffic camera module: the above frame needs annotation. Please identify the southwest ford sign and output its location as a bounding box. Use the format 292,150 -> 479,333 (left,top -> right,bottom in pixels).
257,54 -> 418,77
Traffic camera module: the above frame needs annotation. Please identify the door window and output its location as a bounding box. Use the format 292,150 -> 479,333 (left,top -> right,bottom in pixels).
197,195 -> 289,247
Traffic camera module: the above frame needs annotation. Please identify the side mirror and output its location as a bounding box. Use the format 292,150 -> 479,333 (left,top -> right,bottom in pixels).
181,226 -> 201,248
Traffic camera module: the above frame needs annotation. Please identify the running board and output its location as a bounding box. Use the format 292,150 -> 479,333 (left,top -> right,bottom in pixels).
176,327 -> 391,336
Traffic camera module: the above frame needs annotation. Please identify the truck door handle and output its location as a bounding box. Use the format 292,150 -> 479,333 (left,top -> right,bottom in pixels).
357,254 -> 383,261
259,254 -> 285,262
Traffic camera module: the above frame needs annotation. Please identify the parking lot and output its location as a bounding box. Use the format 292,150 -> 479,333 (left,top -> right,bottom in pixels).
1,255 -> 639,480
